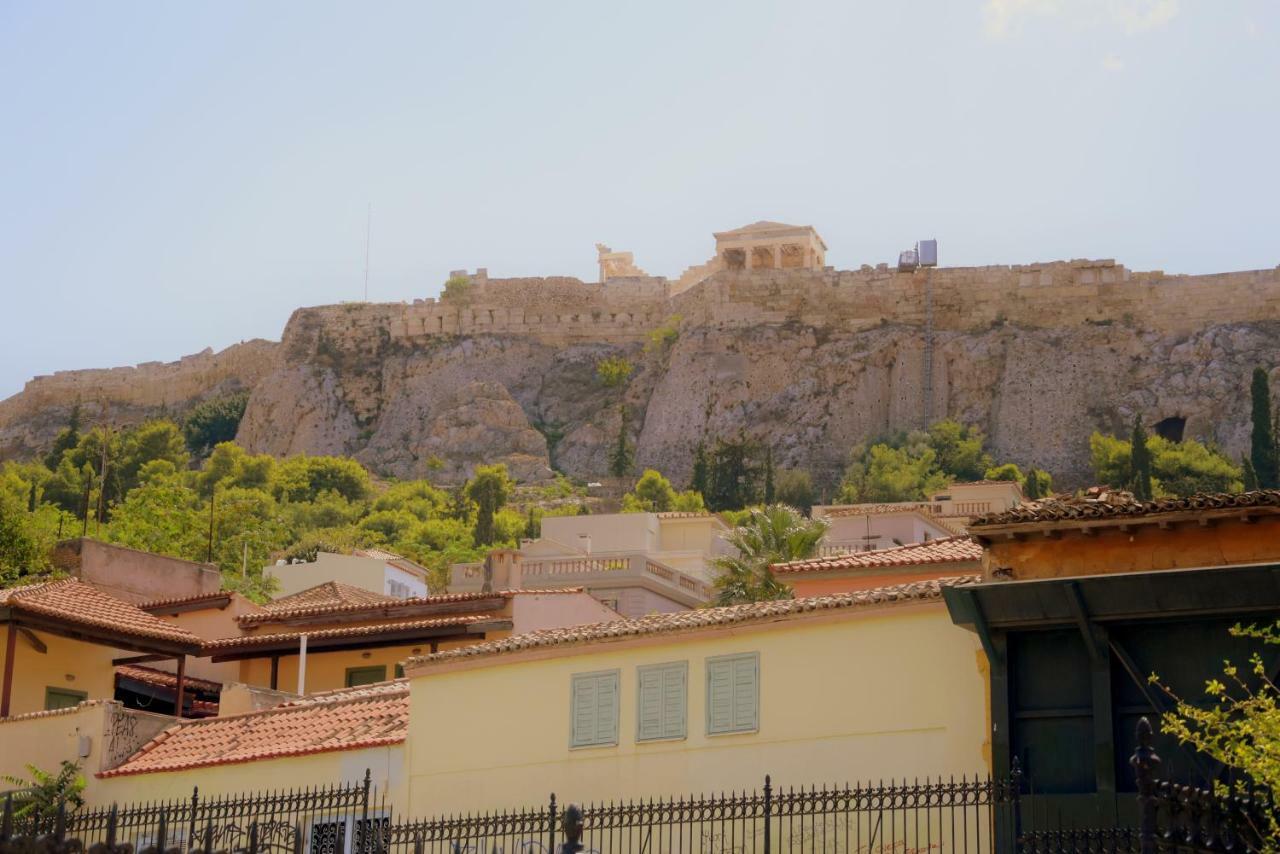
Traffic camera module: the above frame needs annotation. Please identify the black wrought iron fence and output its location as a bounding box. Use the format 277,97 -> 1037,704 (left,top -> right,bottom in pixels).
1,771 -> 380,853
0,719 -> 1272,853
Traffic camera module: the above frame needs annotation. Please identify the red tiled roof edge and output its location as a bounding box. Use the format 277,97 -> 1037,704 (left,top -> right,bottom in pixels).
238,587 -> 586,626
98,681 -> 409,778
771,536 -> 983,574
205,613 -> 505,652
406,576 -> 979,671
970,490 -> 1280,528
1,580 -> 201,647
98,733 -> 405,778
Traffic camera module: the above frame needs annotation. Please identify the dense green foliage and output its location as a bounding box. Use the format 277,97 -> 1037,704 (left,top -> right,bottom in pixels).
1251,367 -> 1279,489
1152,622 -> 1280,846
1090,431 -> 1243,497
704,436 -> 762,511
711,504 -> 828,605
183,392 -> 250,456
838,420 -> 1020,504
0,414 -> 561,594
620,469 -> 704,513
0,761 -> 86,818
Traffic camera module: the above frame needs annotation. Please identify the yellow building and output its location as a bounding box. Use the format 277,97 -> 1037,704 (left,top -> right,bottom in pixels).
97,681 -> 408,807
402,577 -> 989,814
204,584 -> 618,697
0,579 -> 201,719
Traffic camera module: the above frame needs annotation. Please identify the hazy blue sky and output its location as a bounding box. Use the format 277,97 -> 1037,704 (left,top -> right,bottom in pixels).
2,1 -> 1277,398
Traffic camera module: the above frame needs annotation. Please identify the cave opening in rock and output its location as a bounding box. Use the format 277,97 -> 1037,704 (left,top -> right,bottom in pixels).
1153,416 -> 1186,442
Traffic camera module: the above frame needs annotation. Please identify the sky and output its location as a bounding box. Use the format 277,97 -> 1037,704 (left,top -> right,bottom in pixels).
1,1 -> 1277,399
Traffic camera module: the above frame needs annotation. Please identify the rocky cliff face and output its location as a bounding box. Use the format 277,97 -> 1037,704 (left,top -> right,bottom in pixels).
4,263 -> 1278,491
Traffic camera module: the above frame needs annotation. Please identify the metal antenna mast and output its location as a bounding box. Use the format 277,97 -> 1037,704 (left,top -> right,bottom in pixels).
363,203 -> 372,302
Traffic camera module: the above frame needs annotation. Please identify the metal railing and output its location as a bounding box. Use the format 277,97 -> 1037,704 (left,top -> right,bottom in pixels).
1,720 -> 1271,853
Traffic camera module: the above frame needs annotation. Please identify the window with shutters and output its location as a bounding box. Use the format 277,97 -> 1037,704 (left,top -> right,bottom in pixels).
570,669 -> 620,748
706,652 -> 759,735
636,661 -> 687,742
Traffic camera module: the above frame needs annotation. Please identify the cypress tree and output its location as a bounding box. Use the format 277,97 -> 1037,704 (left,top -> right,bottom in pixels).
1131,416 -> 1153,501
1242,457 -> 1259,492
1250,367 -> 1279,489
763,447 -> 776,504
690,441 -> 710,496
1024,468 -> 1041,500
608,405 -> 634,478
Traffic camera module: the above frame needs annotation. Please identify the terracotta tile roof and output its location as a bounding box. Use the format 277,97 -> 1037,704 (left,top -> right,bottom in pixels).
353,547 -> 406,561
138,591 -> 236,612
261,581 -> 397,614
205,614 -> 504,653
773,537 -> 983,574
655,511 -> 716,519
821,503 -> 940,518
100,681 -> 409,777
0,699 -> 114,725
407,577 -> 980,670
240,585 -> 582,626
0,580 -> 201,648
115,664 -> 222,694
970,490 -> 1280,529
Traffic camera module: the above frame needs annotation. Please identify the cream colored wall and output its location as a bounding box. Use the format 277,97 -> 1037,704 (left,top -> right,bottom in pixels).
150,602 -> 256,683
0,630 -> 118,718
95,744 -> 406,814
824,514 -> 952,549
405,603 -> 988,814
510,593 -> 620,632
266,554 -> 383,599
0,702 -> 173,806
240,643 -> 427,694
540,514 -> 656,554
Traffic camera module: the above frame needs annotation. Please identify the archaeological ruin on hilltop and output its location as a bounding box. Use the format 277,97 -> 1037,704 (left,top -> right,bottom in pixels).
2,221 -> 1279,488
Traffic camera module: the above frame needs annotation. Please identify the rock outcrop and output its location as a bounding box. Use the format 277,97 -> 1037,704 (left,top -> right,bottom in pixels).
3,260 -> 1279,490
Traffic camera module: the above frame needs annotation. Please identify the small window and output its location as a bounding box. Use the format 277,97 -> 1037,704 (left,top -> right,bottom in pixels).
637,662 -> 687,742
345,666 -> 387,688
706,653 -> 759,735
45,687 -> 88,711
393,663 -> 405,679
570,670 -> 620,748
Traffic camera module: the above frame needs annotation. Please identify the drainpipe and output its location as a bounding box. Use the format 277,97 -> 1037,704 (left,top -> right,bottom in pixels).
296,633 -> 309,696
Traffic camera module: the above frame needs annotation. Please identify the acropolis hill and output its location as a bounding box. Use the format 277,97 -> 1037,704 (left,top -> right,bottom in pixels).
3,221 -> 1279,488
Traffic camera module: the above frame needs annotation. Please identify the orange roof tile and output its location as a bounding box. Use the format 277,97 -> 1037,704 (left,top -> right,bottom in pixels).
772,536 -> 984,574
205,613 -> 505,653
261,581 -> 397,614
240,585 -> 584,626
0,580 -> 201,649
115,664 -> 222,694
821,503 -> 941,518
971,489 -> 1280,528
100,681 -> 409,777
406,577 -> 979,671
138,591 -> 236,612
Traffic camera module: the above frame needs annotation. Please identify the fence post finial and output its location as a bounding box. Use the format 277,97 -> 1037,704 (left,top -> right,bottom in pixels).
1129,716 -> 1162,854
560,803 -> 584,854
763,775 -> 773,854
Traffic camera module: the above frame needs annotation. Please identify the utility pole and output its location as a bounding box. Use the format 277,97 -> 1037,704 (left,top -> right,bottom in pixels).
206,485 -> 216,563
363,203 -> 372,302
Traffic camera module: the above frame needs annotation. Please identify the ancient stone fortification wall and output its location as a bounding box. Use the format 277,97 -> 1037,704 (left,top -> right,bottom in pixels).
278,261 -> 1280,361
0,339 -> 278,419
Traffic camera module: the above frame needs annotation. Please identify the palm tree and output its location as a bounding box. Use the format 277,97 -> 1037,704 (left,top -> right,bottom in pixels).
711,504 -> 829,605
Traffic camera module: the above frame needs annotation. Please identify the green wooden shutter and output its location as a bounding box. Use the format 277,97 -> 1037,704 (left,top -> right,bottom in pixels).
707,653 -> 759,735
595,671 -> 619,745
637,662 -> 687,742
731,654 -> 759,732
571,671 -> 619,747
662,663 -> 687,739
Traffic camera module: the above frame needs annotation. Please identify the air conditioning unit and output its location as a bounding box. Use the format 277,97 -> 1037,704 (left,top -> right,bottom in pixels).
917,239 -> 938,267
